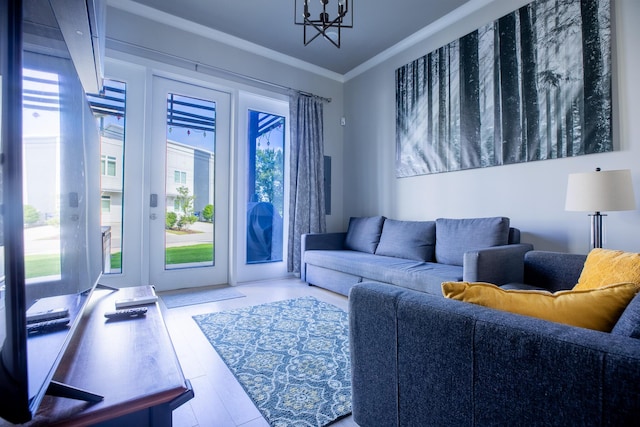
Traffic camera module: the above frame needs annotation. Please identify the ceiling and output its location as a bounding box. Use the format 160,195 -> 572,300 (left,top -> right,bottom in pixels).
110,0 -> 473,76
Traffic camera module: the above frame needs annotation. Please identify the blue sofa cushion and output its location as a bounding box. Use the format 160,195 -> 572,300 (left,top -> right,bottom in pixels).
375,219 -> 436,261
435,217 -> 510,266
612,293 -> 640,339
305,250 -> 463,294
344,216 -> 386,253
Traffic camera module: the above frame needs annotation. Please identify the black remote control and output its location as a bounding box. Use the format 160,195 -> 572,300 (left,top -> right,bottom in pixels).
27,317 -> 71,334
104,307 -> 148,320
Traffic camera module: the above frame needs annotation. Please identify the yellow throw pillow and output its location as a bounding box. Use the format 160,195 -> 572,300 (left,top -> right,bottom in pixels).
575,248 -> 640,291
441,281 -> 640,332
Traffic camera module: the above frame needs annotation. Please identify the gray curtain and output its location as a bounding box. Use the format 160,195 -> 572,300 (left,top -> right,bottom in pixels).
288,92 -> 326,274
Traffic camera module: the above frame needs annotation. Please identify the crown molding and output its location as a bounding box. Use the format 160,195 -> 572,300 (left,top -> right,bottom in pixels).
107,0 -> 500,84
344,0 -> 495,81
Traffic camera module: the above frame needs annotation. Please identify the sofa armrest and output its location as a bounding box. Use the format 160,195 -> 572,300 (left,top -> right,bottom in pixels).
349,283 -> 405,427
523,250 -> 587,292
301,232 -> 346,251
349,282 -> 640,426
300,232 -> 346,280
463,243 -> 533,285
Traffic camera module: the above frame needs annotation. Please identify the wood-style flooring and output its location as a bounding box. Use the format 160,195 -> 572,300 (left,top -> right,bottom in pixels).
160,278 -> 358,427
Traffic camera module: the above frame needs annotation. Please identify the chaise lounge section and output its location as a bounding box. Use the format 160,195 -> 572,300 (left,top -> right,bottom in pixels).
301,216 -> 533,296
349,250 -> 640,426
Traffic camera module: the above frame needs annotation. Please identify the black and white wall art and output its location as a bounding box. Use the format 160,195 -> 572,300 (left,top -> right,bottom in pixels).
396,0 -> 611,177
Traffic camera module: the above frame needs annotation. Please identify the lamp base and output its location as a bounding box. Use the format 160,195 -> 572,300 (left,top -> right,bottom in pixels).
588,212 -> 606,249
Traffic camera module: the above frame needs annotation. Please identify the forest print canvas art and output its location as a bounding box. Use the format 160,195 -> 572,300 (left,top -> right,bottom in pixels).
396,0 -> 611,177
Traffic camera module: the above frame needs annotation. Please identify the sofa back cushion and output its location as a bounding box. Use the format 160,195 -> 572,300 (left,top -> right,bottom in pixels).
612,293 -> 640,339
344,216 -> 386,253
375,219 -> 436,261
435,217 -> 511,266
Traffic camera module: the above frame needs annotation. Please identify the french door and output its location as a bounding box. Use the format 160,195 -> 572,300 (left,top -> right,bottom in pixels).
233,93 -> 290,283
149,77 -> 230,291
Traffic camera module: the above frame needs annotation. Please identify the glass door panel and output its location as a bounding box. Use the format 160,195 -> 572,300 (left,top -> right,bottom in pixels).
150,77 -> 229,290
246,110 -> 285,264
164,93 -> 215,269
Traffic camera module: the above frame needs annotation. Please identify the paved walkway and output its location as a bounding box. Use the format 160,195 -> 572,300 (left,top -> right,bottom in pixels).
165,221 -> 214,247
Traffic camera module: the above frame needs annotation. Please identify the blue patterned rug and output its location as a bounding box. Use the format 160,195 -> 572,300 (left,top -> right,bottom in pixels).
193,297 -> 352,426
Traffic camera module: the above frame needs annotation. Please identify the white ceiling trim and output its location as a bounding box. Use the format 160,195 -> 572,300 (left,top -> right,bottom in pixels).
344,0 -> 496,81
106,0 -> 345,82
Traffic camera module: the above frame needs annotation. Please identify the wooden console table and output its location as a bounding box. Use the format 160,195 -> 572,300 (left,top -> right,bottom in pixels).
27,285 -> 192,426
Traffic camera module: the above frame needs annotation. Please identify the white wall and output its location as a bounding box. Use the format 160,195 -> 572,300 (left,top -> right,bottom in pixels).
104,6 -> 346,232
343,0 -> 640,254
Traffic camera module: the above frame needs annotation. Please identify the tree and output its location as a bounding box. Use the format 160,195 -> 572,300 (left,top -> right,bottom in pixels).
519,3 -> 541,161
580,0 -> 610,153
498,11 -> 523,164
426,52 -> 434,147
493,21 -> 503,164
23,205 -> 39,226
175,186 -> 197,230
202,204 -> 214,222
437,46 -> 448,168
459,30 -> 481,169
255,148 -> 284,216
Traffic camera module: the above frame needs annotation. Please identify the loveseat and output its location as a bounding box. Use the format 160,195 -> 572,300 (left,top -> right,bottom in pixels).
301,216 -> 533,296
349,250 -> 640,426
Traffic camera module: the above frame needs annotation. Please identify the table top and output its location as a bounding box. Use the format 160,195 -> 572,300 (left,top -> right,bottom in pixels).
27,285 -> 189,426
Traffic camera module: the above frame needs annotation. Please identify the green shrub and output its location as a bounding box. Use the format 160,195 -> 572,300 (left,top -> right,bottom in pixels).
166,211 -> 177,229
202,204 -> 214,222
177,214 -> 197,230
23,204 -> 40,226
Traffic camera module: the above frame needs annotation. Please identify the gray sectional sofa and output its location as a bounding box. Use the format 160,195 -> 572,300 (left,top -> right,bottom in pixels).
301,216 -> 533,296
349,251 -> 640,426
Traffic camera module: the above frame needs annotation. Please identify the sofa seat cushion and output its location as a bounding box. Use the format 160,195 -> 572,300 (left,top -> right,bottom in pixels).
344,216 -> 386,253
435,217 -> 510,266
375,219 -> 436,262
442,281 -> 640,332
305,250 -> 463,294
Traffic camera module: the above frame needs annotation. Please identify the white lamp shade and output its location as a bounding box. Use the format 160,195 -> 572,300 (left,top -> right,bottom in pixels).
565,169 -> 636,212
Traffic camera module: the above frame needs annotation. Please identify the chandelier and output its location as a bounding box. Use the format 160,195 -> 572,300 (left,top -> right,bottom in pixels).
294,0 -> 353,48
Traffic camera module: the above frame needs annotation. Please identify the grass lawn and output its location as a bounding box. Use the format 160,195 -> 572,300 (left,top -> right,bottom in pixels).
25,254 -> 61,279
25,244 -> 214,279
165,243 -> 214,264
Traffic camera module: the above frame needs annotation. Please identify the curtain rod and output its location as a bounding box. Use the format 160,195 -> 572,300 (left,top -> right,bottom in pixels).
106,38 -> 332,103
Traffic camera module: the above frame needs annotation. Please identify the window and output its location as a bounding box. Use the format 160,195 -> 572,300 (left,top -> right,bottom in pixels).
101,196 -> 111,213
22,68 -> 62,279
174,170 -> 186,184
101,155 -> 116,176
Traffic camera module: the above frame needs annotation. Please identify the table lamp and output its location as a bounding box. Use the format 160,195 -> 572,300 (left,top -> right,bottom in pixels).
565,168 -> 636,248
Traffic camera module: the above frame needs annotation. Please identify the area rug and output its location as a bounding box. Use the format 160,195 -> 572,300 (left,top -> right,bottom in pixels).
160,286 -> 245,309
193,297 -> 352,427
